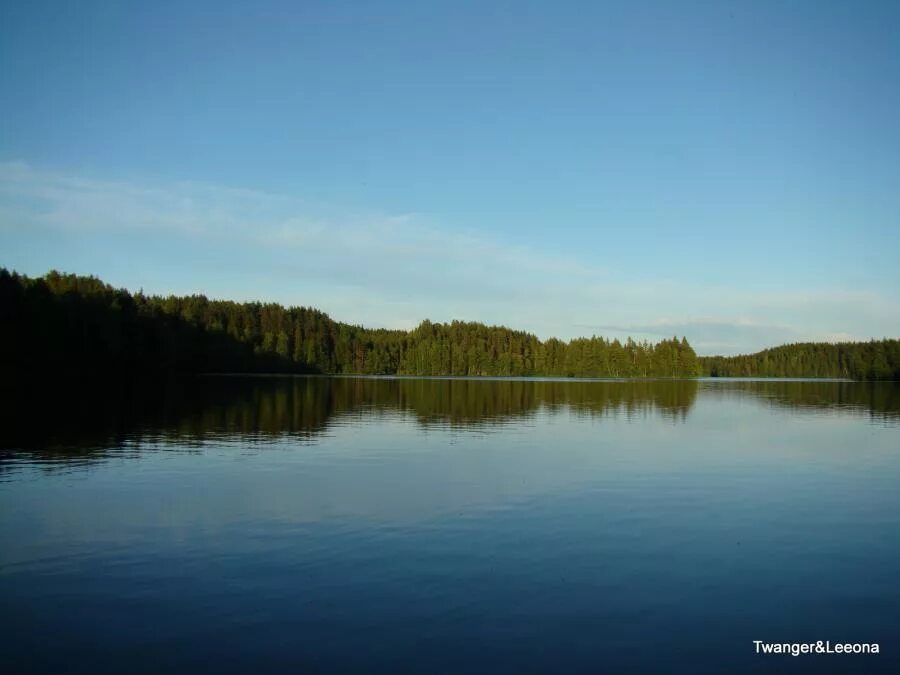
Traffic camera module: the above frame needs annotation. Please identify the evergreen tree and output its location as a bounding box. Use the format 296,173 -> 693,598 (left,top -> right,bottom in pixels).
13,268 -> 896,380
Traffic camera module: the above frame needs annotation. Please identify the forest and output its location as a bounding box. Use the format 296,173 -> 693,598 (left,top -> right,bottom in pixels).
1,269 -> 698,379
699,340 -> 900,380
3,269 -> 897,381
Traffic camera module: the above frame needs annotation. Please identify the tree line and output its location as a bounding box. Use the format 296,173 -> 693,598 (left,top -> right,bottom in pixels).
1,269 -> 699,378
5,269 -> 895,380
700,340 -> 900,380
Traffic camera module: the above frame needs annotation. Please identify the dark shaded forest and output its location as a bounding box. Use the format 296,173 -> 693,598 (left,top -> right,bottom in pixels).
1,269 -> 699,378
4,269 -> 897,380
700,340 -> 900,380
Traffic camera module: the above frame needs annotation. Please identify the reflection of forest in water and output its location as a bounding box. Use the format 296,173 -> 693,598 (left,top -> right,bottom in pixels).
1,377 -> 898,463
700,378 -> 900,422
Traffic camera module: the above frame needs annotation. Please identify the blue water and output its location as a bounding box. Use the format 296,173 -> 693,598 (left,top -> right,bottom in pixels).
1,377 -> 898,673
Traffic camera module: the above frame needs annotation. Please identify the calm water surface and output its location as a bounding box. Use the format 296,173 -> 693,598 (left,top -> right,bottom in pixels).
1,377 -> 899,674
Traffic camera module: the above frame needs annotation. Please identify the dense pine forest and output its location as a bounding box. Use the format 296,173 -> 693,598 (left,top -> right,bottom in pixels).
4,269 -> 897,381
699,341 -> 900,381
1,269 -> 698,378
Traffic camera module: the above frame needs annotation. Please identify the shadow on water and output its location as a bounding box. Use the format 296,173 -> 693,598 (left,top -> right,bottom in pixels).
699,378 -> 900,422
0,377 -> 695,458
1,376 -> 898,469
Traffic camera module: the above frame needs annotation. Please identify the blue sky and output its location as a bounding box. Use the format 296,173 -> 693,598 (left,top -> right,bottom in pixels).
1,0 -> 898,355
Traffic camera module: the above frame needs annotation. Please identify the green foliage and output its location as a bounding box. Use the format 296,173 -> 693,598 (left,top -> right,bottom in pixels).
3,268 -> 897,380
700,340 -> 900,381
1,268 -> 699,378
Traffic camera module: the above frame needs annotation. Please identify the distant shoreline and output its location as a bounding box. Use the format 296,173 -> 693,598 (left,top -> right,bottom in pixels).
201,372 -> 861,383
3,268 -> 898,381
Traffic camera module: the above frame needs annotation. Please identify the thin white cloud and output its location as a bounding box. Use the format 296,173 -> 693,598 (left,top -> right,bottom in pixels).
0,160 -> 604,283
2,160 -> 897,355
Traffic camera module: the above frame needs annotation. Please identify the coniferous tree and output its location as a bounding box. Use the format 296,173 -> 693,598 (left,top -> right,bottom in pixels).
15,269 -> 897,380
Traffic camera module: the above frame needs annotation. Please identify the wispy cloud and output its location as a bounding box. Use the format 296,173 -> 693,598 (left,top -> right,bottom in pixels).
0,161 -> 610,331
2,161 -> 897,355
0,160 -> 603,289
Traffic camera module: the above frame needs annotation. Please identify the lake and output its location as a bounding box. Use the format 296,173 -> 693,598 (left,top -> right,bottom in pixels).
1,376 -> 899,673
